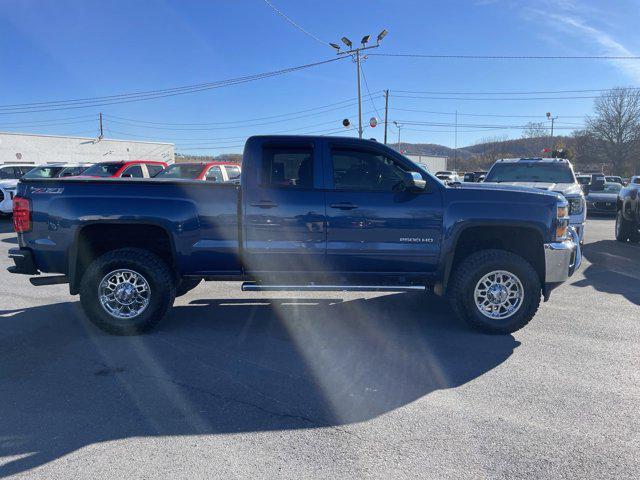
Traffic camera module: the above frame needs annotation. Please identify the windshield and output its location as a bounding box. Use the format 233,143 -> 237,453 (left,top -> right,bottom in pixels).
485,163 -> 575,183
23,166 -> 65,178
81,163 -> 122,177
592,182 -> 622,194
155,164 -> 204,179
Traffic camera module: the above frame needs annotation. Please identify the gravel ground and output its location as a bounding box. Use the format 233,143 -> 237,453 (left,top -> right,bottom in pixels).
0,216 -> 638,479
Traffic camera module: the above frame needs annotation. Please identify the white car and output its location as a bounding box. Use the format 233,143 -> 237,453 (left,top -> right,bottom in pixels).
0,164 -> 35,215
484,158 -> 586,243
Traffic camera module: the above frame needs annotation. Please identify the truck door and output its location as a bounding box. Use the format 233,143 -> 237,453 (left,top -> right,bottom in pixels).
243,141 -> 326,273
324,143 -> 443,273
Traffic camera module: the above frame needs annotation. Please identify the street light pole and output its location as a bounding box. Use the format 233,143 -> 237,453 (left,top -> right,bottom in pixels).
393,121 -> 402,151
383,89 -> 389,145
546,112 -> 558,152
331,30 -> 388,140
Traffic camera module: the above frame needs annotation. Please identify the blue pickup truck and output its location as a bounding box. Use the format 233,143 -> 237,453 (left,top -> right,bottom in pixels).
8,136 -> 581,335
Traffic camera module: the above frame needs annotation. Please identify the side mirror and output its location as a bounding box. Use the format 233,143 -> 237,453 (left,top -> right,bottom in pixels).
402,171 -> 426,190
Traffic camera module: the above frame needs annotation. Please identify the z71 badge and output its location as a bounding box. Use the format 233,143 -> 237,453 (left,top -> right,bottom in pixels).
29,187 -> 64,194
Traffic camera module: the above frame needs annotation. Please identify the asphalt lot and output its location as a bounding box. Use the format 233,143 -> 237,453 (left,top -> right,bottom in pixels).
0,217 -> 638,479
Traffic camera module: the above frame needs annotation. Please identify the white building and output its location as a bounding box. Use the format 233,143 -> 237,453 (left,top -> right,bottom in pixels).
405,154 -> 448,173
0,131 -> 174,165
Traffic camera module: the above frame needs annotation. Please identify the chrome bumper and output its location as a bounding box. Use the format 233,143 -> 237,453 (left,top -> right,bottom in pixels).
544,227 -> 582,283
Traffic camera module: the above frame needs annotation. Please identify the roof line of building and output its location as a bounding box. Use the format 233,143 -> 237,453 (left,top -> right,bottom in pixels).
0,130 -> 174,146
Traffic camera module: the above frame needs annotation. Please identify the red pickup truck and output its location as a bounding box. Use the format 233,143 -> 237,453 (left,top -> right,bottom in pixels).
80,160 -> 168,178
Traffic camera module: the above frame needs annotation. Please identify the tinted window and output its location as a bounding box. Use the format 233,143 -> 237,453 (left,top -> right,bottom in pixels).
156,164 -> 203,179
261,147 -> 313,188
82,163 -> 122,177
331,149 -> 408,191
634,177 -> 640,185
205,166 -> 224,182
225,165 -> 241,180
0,167 -> 18,179
602,183 -> 621,194
122,165 -> 144,178
24,166 -> 65,179
485,163 -> 575,183
146,164 -> 165,177
59,167 -> 87,177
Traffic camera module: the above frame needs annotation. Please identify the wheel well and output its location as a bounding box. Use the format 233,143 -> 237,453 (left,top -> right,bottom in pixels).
72,224 -> 174,292
449,226 -> 545,287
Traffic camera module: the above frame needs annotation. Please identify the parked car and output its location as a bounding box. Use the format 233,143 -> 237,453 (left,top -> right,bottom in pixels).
154,162 -> 241,182
22,163 -> 92,179
0,163 -> 36,215
9,135 -> 580,336
79,160 -> 168,178
484,158 -> 586,243
606,175 -> 624,185
615,175 -> 640,242
585,182 -> 621,216
435,171 -> 461,184
576,174 -> 592,193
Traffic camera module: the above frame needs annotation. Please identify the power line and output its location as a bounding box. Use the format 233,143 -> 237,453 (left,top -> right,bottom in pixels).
359,63 -> 382,120
393,87 -> 640,95
389,106 -> 586,118
0,57 -> 347,114
370,53 -> 640,60
261,0 -> 328,46
391,93 -> 602,101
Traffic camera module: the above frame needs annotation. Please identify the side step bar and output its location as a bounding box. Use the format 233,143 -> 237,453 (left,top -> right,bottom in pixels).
241,283 -> 427,292
29,275 -> 69,286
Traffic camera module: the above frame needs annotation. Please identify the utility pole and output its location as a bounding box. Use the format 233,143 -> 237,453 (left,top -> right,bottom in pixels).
383,89 -> 389,145
98,112 -> 104,140
454,110 -> 458,171
546,111 -> 558,153
330,29 -> 388,139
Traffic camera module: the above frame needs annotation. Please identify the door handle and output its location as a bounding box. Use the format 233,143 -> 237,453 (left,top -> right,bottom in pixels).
330,202 -> 359,210
250,200 -> 278,209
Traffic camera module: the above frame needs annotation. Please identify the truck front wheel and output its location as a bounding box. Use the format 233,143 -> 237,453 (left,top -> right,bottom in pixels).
79,248 -> 176,335
449,249 -> 541,334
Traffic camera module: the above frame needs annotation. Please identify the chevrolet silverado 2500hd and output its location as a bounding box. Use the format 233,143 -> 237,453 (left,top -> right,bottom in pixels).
8,136 -> 581,335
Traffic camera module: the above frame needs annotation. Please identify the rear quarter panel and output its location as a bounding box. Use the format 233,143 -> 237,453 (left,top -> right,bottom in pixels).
18,179 -> 241,276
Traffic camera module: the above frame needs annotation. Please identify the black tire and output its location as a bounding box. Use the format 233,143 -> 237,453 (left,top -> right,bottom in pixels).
175,277 -> 202,297
79,248 -> 176,335
615,209 -> 640,243
449,249 -> 541,334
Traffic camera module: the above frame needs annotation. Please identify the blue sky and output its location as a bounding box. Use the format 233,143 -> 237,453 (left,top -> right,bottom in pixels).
1,0 -> 639,153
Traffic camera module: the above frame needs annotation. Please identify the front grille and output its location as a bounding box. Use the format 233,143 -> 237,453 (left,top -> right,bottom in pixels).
593,202 -> 615,211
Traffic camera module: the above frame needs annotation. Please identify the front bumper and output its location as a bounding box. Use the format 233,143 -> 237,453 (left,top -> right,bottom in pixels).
544,227 -> 581,283
7,247 -> 39,275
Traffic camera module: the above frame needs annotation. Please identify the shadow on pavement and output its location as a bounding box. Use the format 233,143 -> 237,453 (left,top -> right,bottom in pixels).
0,218 -> 13,235
0,292 -> 519,476
572,239 -> 640,305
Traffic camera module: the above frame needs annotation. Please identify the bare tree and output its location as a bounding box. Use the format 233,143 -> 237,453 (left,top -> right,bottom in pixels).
522,122 -> 548,139
586,87 -> 640,175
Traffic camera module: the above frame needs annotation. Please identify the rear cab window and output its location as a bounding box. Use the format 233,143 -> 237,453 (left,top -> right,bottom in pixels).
261,146 -> 314,189
485,162 -> 575,183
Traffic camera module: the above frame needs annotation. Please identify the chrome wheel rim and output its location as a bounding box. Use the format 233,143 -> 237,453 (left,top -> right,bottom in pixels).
98,269 -> 150,320
474,270 -> 524,320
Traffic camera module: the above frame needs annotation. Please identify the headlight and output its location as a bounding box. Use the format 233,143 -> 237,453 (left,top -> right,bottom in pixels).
556,201 -> 570,241
566,196 -> 584,215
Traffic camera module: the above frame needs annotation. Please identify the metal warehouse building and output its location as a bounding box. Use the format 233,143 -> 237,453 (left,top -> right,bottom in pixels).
0,131 -> 174,165
405,154 -> 448,173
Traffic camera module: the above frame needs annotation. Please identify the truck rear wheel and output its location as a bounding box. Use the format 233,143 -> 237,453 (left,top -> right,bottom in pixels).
79,248 -> 176,335
449,249 -> 541,334
615,210 -> 639,243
